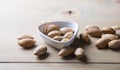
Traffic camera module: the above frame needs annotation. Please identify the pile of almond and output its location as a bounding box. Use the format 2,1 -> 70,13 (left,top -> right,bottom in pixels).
85,25 -> 120,49
42,23 -> 74,42
17,24 -> 120,60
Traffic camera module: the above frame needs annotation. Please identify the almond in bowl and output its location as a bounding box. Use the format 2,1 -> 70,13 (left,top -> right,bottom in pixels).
37,21 -> 79,49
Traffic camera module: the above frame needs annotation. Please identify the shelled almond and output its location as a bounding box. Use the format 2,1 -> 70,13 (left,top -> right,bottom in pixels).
42,24 -> 74,42
74,47 -> 84,58
85,25 -> 120,49
85,25 -> 102,37
17,35 -> 36,48
33,45 -> 47,56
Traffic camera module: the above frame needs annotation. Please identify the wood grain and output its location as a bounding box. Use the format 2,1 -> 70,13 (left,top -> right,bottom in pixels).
0,0 -> 120,70
0,63 -> 120,70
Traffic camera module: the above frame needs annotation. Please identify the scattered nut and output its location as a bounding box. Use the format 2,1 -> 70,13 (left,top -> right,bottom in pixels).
58,47 -> 74,57
60,27 -> 74,34
33,45 -> 47,56
74,47 -> 84,59
18,38 -> 35,48
61,38 -> 70,42
17,35 -> 35,48
63,32 -> 73,39
116,30 -> 120,36
102,26 -> 115,34
102,34 -> 119,40
85,25 -> 99,30
108,39 -> 120,49
53,36 -> 63,41
85,25 -> 102,37
17,24 -> 120,60
47,30 -> 61,38
17,35 -> 34,40
111,25 -> 120,30
47,24 -> 59,33
79,33 -> 90,42
95,38 -> 111,49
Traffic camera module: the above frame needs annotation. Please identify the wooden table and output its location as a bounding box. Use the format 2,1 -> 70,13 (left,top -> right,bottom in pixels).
0,0 -> 120,70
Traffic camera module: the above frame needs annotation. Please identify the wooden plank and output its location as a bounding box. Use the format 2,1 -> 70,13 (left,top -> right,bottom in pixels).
0,63 -> 120,70
0,0 -> 120,63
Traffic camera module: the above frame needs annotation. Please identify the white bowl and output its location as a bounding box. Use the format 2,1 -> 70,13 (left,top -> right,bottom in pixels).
37,21 -> 79,49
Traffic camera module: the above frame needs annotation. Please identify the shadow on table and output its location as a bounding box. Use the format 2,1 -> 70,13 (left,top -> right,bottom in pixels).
37,52 -> 50,60
61,37 -> 89,63
111,48 -> 120,52
62,54 -> 88,63
22,45 -> 37,50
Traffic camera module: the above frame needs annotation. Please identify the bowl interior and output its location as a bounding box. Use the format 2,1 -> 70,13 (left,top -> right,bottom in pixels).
37,21 -> 79,48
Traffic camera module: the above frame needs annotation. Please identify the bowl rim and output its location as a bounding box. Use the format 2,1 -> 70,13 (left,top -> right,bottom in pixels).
37,21 -> 79,44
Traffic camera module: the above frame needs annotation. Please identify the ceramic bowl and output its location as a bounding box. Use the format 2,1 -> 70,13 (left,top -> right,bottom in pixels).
37,21 -> 79,49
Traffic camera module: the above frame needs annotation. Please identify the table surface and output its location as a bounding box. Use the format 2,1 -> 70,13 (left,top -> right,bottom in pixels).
0,0 -> 120,70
